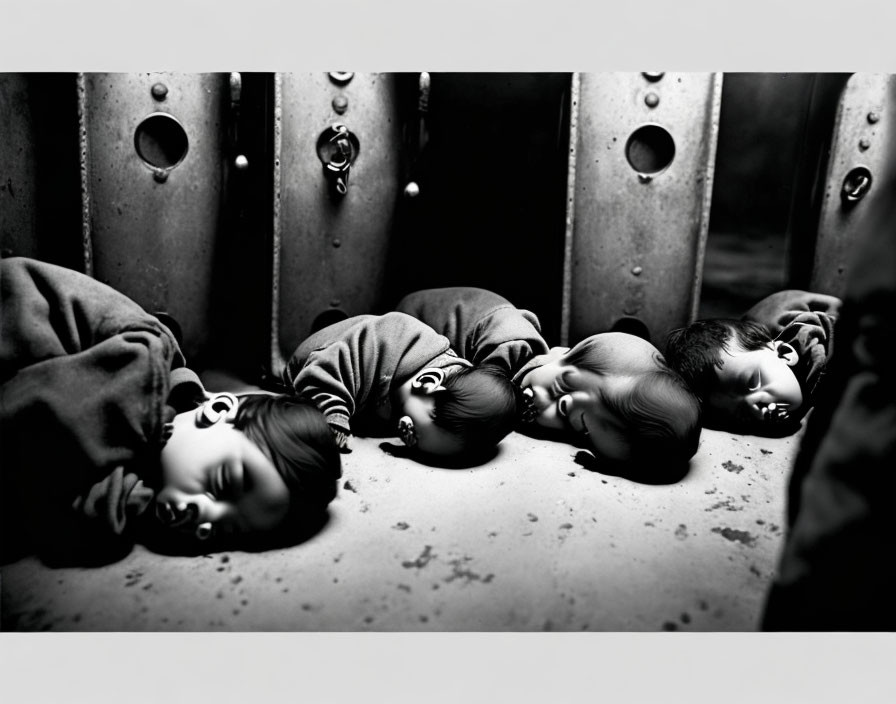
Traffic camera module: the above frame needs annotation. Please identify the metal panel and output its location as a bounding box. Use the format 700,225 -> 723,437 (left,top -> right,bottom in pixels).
809,73 -> 896,297
0,74 -> 38,258
79,72 -> 229,364
564,72 -> 722,347
271,73 -> 402,375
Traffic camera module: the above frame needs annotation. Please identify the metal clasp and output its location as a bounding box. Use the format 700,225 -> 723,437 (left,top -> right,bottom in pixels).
841,166 -> 872,204
317,123 -> 360,198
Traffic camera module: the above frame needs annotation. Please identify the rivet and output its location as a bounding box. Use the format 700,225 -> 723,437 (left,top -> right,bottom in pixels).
645,92 -> 660,108
867,111 -> 880,124
332,95 -> 349,114
234,154 -> 249,170
631,266 -> 643,276
153,170 -> 168,183
638,173 -> 653,184
404,181 -> 420,198
332,239 -> 342,248
858,138 -> 871,151
330,299 -> 341,307
642,72 -> 665,82
151,83 -> 168,100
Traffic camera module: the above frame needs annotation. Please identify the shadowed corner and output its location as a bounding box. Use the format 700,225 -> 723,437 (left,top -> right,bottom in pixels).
573,450 -> 691,486
378,440 -> 501,470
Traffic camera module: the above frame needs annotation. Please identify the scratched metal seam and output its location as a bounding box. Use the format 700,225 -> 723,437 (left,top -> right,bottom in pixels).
560,72 -> 580,349
270,72 -> 285,378
76,73 -> 93,277
689,72 -> 724,323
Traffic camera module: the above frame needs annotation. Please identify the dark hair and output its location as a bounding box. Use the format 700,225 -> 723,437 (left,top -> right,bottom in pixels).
431,365 -> 519,455
563,335 -> 701,470
604,369 -> 702,467
234,394 -> 342,536
664,318 -> 772,400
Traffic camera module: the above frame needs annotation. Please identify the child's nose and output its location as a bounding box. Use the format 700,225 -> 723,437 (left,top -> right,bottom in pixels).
531,384 -> 553,411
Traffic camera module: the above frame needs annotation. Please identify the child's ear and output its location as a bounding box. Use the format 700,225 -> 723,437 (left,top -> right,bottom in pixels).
195,392 -> 240,427
411,367 -> 447,395
772,341 -> 800,367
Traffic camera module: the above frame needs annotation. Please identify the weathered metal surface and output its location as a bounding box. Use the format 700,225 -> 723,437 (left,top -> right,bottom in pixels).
0,74 -> 38,258
271,73 -> 402,375
809,73 -> 896,297
564,72 -> 722,347
79,72 -> 229,364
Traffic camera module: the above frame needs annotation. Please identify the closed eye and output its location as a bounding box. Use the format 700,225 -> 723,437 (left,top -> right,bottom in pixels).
552,371 -> 573,398
210,464 -> 226,498
215,463 -> 241,499
746,367 -> 762,392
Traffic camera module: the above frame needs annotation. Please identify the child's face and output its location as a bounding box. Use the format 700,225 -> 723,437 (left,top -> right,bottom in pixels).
708,342 -> 803,426
396,379 -> 466,457
154,410 -> 291,541
520,333 -> 661,462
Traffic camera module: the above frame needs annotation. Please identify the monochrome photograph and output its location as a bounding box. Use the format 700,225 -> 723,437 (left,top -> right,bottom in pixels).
1,3 -> 894,702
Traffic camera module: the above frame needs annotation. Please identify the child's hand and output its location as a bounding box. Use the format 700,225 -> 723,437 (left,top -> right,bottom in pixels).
330,427 -> 352,452
758,402 -> 791,425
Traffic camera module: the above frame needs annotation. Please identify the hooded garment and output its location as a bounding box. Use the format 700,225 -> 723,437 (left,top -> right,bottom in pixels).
1,257 -> 203,565
395,287 -> 549,379
284,312 -> 469,436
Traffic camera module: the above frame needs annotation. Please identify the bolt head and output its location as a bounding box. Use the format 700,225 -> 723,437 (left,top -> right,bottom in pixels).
859,138 -> 871,151
867,111 -> 880,124
332,96 -> 349,114
151,83 -> 168,100
645,92 -> 660,108
631,266 -> 643,276
332,239 -> 342,248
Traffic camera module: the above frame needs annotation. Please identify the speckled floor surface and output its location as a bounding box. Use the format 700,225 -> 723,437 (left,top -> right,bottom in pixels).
1,423 -> 801,632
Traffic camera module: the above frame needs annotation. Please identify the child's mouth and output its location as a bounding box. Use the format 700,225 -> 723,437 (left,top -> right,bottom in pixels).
155,501 -> 198,527
520,387 -> 538,423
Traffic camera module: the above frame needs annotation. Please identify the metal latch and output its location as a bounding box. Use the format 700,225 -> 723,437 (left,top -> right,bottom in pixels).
317,123 -> 359,198
841,166 -> 873,204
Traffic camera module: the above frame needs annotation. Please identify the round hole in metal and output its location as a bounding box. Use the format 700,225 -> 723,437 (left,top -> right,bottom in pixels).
310,309 -> 349,335
625,124 -> 675,175
610,316 -> 651,342
134,113 -> 189,170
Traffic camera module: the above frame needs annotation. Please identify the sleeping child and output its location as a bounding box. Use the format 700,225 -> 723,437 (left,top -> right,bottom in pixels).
1,257 -> 342,566
282,312 -> 520,461
664,289 -> 841,434
396,287 -> 701,475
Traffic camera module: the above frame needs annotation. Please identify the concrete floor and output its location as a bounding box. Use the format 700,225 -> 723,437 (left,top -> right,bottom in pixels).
1,423 -> 801,632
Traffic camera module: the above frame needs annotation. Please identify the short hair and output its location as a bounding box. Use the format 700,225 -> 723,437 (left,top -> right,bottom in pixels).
431,365 -> 519,455
605,369 -> 702,468
664,318 -> 773,400
234,394 -> 342,538
563,335 -> 701,472
563,335 -> 612,374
